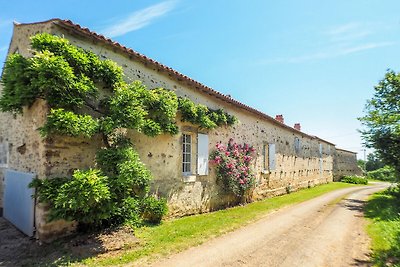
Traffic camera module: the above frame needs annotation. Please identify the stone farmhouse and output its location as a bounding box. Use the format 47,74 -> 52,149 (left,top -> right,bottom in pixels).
0,19 -> 362,240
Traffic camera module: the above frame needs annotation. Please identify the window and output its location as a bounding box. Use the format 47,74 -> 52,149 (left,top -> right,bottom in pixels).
182,134 -> 192,175
0,142 -> 9,168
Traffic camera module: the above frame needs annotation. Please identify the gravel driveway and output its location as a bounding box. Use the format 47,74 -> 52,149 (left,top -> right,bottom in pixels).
150,183 -> 389,267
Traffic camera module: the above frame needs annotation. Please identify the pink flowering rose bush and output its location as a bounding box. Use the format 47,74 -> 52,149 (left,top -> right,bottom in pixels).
210,138 -> 256,197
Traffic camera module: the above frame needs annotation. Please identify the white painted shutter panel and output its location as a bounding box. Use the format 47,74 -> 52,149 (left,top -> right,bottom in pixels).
319,144 -> 323,157
197,133 -> 209,175
269,144 -> 276,170
0,142 -> 8,167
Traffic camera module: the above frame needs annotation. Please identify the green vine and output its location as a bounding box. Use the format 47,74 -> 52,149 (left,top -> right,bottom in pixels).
0,33 -> 237,229
178,98 -> 237,129
39,108 -> 99,138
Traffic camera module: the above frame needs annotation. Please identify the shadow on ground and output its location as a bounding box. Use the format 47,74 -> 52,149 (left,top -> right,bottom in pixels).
342,198 -> 366,213
0,217 -> 139,266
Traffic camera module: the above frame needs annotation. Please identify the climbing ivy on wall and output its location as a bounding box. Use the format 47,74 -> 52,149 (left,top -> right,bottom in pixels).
0,33 -> 237,228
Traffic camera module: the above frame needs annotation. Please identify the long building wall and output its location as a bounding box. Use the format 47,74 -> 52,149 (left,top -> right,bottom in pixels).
333,148 -> 363,181
0,20 -> 361,239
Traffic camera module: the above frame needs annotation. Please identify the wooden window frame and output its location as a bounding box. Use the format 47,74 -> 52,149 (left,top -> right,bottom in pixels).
182,134 -> 192,175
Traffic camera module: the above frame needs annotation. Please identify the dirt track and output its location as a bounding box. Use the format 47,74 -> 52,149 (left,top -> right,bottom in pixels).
151,183 -> 389,267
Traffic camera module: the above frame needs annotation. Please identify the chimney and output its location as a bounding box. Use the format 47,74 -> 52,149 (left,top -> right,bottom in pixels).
275,114 -> 284,124
294,123 -> 301,131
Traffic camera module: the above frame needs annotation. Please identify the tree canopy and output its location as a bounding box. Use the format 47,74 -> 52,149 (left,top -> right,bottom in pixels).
360,70 -> 400,176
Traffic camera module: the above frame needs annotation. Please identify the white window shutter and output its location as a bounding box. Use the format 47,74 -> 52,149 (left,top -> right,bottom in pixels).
319,143 -> 323,157
0,142 -> 9,168
269,144 -> 276,171
197,134 -> 209,175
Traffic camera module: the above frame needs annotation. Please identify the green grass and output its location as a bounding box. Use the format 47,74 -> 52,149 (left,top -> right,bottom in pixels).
365,187 -> 400,266
78,182 -> 357,266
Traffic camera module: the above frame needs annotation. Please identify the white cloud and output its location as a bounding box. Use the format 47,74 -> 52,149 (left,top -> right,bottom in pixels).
326,22 -> 363,36
261,42 -> 395,64
101,1 -> 177,38
260,21 -> 396,64
325,22 -> 373,42
339,42 -> 394,54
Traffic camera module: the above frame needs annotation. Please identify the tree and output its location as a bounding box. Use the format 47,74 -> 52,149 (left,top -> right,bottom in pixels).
359,70 -> 400,176
357,159 -> 366,172
365,153 -> 385,172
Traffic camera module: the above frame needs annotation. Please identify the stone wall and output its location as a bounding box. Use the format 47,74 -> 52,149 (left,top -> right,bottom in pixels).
47,22 -> 335,215
0,20 -> 360,240
333,149 -> 363,181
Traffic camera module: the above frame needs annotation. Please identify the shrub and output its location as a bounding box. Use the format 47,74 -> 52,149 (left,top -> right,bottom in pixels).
340,175 -> 368,185
117,152 -> 153,197
210,138 -> 255,197
367,166 -> 398,182
141,196 -> 168,224
30,169 -> 112,224
112,197 -> 142,227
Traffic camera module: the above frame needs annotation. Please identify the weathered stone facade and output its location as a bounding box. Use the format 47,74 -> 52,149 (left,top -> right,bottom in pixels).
333,148 -> 363,181
0,19 -> 362,240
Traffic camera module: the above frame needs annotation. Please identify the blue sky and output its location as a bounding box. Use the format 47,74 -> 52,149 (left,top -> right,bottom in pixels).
1,0 -> 400,158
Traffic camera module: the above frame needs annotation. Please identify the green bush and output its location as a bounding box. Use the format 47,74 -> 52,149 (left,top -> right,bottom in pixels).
30,169 -> 111,224
29,177 -> 69,204
112,197 -> 142,227
367,166 -> 397,182
340,175 -> 368,185
141,196 -> 168,224
117,150 -> 152,197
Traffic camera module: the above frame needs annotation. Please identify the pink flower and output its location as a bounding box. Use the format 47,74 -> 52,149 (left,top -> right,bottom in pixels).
239,179 -> 244,184
225,151 -> 230,156
226,163 -> 233,169
216,142 -> 225,152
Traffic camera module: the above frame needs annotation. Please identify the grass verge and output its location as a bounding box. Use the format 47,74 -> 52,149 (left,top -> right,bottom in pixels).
365,186 -> 400,266
80,182 -> 357,266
